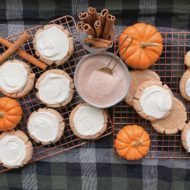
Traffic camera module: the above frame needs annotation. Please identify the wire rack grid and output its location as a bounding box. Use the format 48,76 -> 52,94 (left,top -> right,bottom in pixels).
113,32 -> 190,159
0,15 -> 113,173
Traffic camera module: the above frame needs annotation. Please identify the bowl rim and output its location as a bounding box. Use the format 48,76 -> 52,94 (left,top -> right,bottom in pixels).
74,52 -> 131,108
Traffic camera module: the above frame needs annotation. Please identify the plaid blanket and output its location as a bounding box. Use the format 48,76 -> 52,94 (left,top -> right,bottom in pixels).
0,0 -> 190,190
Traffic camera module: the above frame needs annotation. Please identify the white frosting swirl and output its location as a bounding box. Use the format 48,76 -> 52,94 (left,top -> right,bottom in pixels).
28,111 -> 59,143
185,77 -> 190,97
74,105 -> 105,136
0,62 -> 28,93
36,26 -> 69,61
38,73 -> 70,104
140,85 -> 172,119
0,135 -> 26,167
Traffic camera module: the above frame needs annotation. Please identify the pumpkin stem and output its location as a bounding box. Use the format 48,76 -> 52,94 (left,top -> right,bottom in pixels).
140,42 -> 160,48
0,112 -> 4,118
132,139 -> 143,147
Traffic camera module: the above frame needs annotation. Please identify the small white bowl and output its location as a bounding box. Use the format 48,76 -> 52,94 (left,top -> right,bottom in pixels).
74,52 -> 131,108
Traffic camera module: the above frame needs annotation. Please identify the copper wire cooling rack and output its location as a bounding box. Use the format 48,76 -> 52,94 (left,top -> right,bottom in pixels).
113,32 -> 190,159
0,15 -> 113,173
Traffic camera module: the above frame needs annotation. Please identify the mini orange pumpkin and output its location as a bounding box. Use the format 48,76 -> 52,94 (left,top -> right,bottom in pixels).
115,125 -> 150,160
0,97 -> 23,131
119,23 -> 163,69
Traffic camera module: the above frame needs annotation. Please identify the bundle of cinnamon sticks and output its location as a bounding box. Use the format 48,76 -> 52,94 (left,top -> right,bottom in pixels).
77,7 -> 115,48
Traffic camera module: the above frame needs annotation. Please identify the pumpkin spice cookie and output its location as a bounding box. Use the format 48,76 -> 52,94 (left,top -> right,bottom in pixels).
0,130 -> 33,169
133,80 -> 173,121
69,103 -> 108,140
179,70 -> 190,101
124,69 -> 160,106
33,24 -> 74,66
0,59 -> 35,98
27,108 -> 65,145
151,97 -> 187,135
181,122 -> 190,152
36,69 -> 74,108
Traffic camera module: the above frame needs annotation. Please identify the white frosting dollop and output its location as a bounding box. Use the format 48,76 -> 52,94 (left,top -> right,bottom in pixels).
74,105 -> 105,136
36,26 -> 69,61
140,85 -> 172,119
28,111 -> 59,143
0,135 -> 26,167
38,73 -> 70,104
0,62 -> 28,93
185,77 -> 190,97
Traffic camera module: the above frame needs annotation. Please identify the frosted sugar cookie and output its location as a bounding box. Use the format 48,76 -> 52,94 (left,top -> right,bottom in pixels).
69,103 -> 107,139
33,24 -> 74,66
125,69 -> 160,106
179,70 -> 190,101
133,80 -> 173,121
35,69 -> 74,108
0,130 -> 33,168
27,108 -> 65,145
0,59 -> 35,98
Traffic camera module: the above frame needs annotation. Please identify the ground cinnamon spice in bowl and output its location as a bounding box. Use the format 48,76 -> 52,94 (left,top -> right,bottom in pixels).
74,52 -> 130,108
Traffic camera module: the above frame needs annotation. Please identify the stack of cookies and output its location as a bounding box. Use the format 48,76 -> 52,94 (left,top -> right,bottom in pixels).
124,69 -> 187,135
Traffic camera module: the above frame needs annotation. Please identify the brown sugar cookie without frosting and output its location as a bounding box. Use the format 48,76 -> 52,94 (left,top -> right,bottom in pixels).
151,97 -> 187,135
124,69 -> 160,106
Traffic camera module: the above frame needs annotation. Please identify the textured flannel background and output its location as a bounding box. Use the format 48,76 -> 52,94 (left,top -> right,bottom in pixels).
0,0 -> 190,190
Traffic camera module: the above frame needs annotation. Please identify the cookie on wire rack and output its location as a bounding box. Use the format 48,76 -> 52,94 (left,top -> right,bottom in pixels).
33,24 -> 74,66
124,69 -> 160,106
179,69 -> 190,101
184,51 -> 190,67
27,108 -> 65,145
0,130 -> 33,169
133,80 -> 173,121
35,69 -> 74,108
181,122 -> 190,152
0,59 -> 35,98
69,103 -> 108,140
151,97 -> 187,135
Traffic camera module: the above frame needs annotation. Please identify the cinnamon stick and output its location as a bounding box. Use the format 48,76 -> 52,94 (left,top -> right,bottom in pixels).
94,20 -> 102,38
84,37 -> 112,48
78,12 -> 93,26
87,7 -> 99,22
0,37 -> 47,69
83,24 -> 96,37
100,9 -> 109,31
103,14 -> 115,39
77,21 -> 84,31
0,32 -> 29,63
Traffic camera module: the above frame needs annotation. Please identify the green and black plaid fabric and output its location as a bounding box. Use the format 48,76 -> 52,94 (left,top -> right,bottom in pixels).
0,0 -> 190,189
